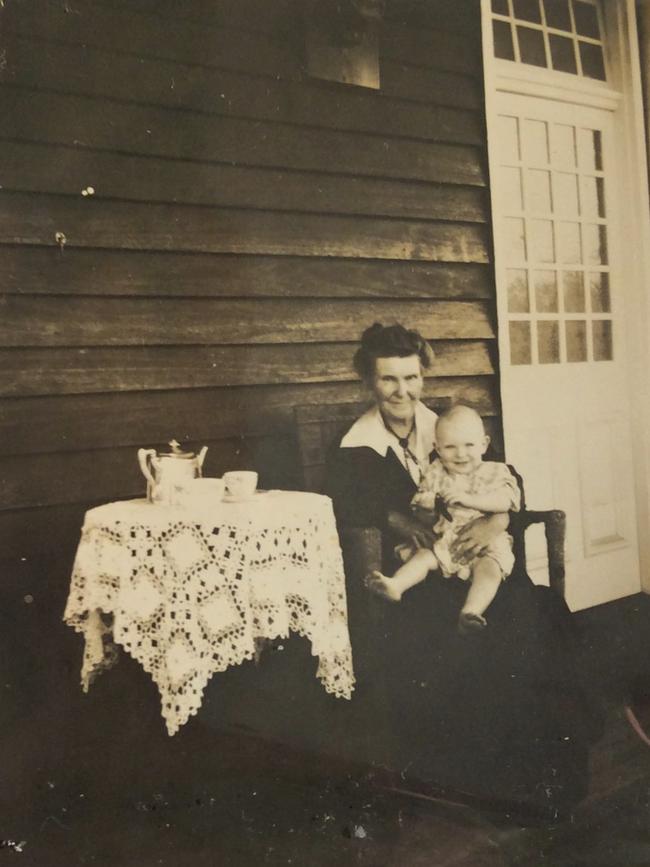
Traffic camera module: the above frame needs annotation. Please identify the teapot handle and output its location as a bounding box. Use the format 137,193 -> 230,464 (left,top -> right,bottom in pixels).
137,448 -> 157,487
196,446 -> 208,476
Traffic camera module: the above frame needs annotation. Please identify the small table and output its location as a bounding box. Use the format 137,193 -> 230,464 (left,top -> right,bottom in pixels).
64,491 -> 355,735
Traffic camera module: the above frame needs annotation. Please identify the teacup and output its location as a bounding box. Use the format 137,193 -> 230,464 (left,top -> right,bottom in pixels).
223,470 -> 258,502
180,477 -> 225,507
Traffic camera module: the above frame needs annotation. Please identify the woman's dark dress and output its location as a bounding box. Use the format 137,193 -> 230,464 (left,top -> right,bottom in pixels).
326,440 -> 600,814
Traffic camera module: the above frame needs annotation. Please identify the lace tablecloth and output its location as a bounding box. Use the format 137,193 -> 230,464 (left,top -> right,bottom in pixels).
64,491 -> 355,734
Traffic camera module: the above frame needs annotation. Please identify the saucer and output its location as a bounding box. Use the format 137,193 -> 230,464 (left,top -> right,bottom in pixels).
222,491 -> 262,503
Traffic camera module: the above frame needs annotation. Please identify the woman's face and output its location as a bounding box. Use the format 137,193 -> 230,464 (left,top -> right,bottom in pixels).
370,355 -> 424,426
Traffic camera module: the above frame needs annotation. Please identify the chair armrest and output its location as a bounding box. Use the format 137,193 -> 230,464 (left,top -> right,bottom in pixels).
518,509 -> 566,598
339,526 -> 383,585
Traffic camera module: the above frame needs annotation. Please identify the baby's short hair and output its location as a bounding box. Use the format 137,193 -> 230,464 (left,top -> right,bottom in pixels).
435,404 -> 485,436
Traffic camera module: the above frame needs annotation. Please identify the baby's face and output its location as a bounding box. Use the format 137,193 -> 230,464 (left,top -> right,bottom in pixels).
435,414 -> 489,475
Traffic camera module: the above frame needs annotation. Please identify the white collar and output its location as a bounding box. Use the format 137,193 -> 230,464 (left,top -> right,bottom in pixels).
340,402 -> 438,460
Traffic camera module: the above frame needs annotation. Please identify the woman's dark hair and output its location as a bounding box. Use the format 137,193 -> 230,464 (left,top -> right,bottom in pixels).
353,322 -> 434,381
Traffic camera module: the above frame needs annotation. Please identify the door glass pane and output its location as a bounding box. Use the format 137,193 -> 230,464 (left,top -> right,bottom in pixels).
513,0 -> 542,22
543,0 -> 571,31
557,221 -> 582,264
510,321 -> 533,364
579,42 -> 606,80
592,319 -> 613,360
526,169 -> 552,212
502,166 -> 524,210
492,0 -> 509,13
580,175 -> 605,218
493,20 -> 516,60
589,272 -> 610,312
517,26 -> 547,67
578,128 -> 602,171
584,224 -> 608,265
507,269 -> 530,312
538,320 -> 560,363
551,124 -> 576,169
549,34 -> 577,74
553,172 -> 579,215
504,217 -> 527,261
523,120 -> 549,165
498,116 -> 521,162
534,270 -> 558,312
563,271 -> 585,312
530,219 -> 554,261
566,320 -> 588,362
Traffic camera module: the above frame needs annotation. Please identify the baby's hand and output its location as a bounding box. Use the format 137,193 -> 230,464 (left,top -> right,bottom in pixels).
411,491 -> 437,511
443,491 -> 468,508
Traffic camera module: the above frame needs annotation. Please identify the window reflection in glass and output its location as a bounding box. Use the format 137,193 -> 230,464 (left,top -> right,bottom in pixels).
563,271 -> 585,312
507,269 -> 531,313
530,219 -> 555,262
534,270 -> 558,312
553,172 -> 579,215
592,319 -> 613,360
578,128 -> 602,171
498,115 -> 521,162
510,321 -> 533,364
589,272 -> 610,312
502,166 -> 524,210
584,223 -> 608,265
524,119 -> 550,165
526,169 -> 552,212
504,217 -> 528,262
538,320 -> 561,363
566,320 -> 588,361
557,221 -> 582,264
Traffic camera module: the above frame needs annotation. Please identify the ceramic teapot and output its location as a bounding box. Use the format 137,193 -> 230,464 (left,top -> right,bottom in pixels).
137,440 -> 208,505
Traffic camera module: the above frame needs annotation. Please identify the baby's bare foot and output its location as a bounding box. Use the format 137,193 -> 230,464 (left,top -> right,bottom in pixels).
458,610 -> 487,635
366,571 -> 403,602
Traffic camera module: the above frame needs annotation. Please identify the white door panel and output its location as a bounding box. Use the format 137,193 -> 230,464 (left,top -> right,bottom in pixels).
494,92 -> 641,610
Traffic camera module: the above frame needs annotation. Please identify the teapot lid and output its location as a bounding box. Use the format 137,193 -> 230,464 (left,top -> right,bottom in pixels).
160,439 -> 197,459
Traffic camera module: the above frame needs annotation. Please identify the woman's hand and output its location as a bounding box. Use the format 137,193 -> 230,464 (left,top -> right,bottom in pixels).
388,509 -> 436,550
450,512 -> 509,563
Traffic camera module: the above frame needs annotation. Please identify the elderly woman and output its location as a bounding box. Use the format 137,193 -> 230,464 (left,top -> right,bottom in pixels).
326,323 -> 599,817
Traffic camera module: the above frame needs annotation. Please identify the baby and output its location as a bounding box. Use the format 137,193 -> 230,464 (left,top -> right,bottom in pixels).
368,405 -> 520,633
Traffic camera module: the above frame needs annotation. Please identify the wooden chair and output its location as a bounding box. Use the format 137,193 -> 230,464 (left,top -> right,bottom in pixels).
293,399 -> 566,597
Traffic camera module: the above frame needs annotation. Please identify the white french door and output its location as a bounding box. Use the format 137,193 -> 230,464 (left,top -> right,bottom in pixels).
493,92 -> 641,610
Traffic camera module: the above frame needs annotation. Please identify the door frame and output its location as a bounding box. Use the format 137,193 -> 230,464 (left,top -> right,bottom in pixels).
481,0 -> 650,595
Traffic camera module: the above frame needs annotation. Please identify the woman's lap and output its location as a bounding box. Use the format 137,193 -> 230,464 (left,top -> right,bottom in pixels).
375,571 -> 595,808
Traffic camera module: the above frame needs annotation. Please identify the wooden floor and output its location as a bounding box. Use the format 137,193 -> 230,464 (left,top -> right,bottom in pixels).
4,594 -> 650,867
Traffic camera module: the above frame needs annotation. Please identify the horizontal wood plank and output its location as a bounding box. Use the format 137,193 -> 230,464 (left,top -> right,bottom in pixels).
0,340 -> 495,396
0,437 -> 268,509
0,35 -> 482,143
1,1 -> 480,76
0,375 -> 498,458
0,248 -> 493,299
1,2 -> 296,79
0,192 -> 490,261
0,142 -> 488,223
0,295 -> 494,346
0,88 -> 486,186
380,61 -> 481,111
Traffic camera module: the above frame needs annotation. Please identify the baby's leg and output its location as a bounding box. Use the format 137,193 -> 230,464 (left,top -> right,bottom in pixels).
458,556 -> 502,634
368,548 -> 439,602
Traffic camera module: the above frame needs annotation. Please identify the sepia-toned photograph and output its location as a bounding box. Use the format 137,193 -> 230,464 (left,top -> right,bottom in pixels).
2,0 -> 650,864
